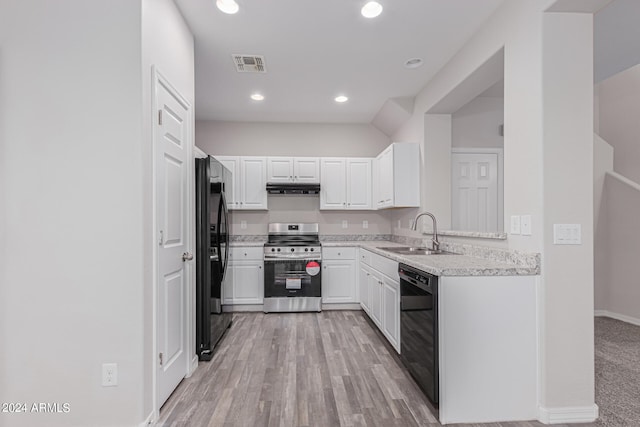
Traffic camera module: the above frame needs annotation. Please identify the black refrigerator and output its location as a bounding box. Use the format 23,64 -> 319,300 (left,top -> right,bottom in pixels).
195,156 -> 232,361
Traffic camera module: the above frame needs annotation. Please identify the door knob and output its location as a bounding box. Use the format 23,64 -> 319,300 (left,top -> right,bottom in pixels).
182,252 -> 194,262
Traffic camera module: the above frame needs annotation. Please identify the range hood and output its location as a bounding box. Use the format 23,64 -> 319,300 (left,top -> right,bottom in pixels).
266,182 -> 321,195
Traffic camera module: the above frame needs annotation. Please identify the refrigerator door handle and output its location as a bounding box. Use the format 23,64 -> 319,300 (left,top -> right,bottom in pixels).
220,192 -> 230,282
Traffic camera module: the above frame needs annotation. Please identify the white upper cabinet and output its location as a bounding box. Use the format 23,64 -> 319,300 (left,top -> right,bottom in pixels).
267,157 -> 293,183
320,158 -> 347,209
346,158 -> 372,209
217,156 -> 239,209
294,158 -> 320,183
375,142 -> 420,209
320,158 -> 372,210
267,157 -> 320,183
216,156 -> 268,210
240,157 -> 268,209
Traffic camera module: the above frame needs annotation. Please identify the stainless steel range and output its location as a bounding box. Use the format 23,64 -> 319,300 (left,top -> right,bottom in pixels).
263,223 -> 322,313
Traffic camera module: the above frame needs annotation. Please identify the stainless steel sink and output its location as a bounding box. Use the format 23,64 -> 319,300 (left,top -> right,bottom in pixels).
376,246 -> 458,256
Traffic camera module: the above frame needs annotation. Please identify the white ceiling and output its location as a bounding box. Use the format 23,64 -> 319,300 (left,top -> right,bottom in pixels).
174,0 -> 505,123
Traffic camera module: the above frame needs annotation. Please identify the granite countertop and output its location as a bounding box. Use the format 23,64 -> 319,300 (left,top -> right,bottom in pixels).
322,241 -> 539,277
230,237 -> 539,276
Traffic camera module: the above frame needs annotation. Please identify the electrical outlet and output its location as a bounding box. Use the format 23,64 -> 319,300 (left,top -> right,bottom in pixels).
362,220 -> 368,229
510,215 -> 521,235
102,363 -> 118,387
397,220 -> 401,228
342,220 -> 348,229
240,220 -> 247,230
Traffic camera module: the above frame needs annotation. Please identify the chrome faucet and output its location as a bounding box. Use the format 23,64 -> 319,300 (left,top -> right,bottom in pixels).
411,211 -> 440,251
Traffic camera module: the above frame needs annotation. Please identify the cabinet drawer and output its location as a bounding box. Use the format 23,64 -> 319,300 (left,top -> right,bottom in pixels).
229,246 -> 263,261
370,252 -> 398,280
323,247 -> 356,260
360,249 -> 372,266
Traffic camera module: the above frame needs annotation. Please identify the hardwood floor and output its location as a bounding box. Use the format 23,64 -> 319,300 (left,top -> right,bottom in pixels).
157,311 -> 586,427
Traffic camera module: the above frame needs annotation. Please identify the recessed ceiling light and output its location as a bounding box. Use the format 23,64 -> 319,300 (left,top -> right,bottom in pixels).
404,58 -> 424,69
250,93 -> 264,101
361,1 -> 383,18
216,0 -> 239,14
335,95 -> 349,103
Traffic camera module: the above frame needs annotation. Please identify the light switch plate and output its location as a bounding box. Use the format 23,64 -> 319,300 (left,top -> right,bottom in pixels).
510,215 -> 521,235
553,224 -> 582,245
240,220 -> 247,229
342,220 -> 348,229
520,215 -> 532,236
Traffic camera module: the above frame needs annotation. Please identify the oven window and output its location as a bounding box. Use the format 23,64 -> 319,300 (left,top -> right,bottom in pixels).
264,260 -> 321,298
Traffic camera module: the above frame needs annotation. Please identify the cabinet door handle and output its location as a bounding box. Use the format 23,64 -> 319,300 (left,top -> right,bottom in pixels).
259,265 -> 262,269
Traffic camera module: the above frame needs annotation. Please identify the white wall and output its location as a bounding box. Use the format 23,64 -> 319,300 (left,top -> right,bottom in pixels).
141,0 -> 195,421
596,175 -> 640,322
594,0 -> 640,82
0,1 -> 194,426
452,96 -> 504,148
597,64 -> 640,184
594,69 -> 640,323
389,0 -> 597,420
541,12 -> 594,409
0,1 -> 144,426
196,121 -> 390,157
197,121 -> 392,236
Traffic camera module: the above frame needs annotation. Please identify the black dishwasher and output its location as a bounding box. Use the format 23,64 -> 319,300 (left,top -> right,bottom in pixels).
399,263 -> 439,405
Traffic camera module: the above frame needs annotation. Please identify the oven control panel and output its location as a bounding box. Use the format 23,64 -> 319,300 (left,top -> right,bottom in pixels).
263,245 -> 322,260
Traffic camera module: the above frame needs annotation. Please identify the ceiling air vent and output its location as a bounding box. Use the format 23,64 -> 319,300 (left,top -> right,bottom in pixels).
232,54 -> 266,73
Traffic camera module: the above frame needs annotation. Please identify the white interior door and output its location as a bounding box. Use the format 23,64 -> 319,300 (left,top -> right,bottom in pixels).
451,151 -> 500,232
155,75 -> 191,407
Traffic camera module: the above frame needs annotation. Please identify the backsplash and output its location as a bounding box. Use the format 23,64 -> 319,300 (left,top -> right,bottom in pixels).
320,234 -> 391,242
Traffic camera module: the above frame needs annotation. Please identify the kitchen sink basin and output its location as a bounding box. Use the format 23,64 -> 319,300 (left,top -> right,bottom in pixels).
376,246 -> 458,256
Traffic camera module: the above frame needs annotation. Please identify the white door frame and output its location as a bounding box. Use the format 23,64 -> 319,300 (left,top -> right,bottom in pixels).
451,147 -> 504,231
151,66 -> 196,419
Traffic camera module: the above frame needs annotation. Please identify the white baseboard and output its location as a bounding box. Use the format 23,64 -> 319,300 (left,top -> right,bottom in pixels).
539,404 -> 598,424
140,411 -> 155,426
187,355 -> 199,377
594,310 -> 640,327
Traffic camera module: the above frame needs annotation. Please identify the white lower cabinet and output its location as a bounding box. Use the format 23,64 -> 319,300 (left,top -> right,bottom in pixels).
359,248 -> 400,353
368,270 -> 383,327
359,265 -> 371,314
322,247 -> 357,304
226,247 -> 264,305
381,275 -> 400,350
